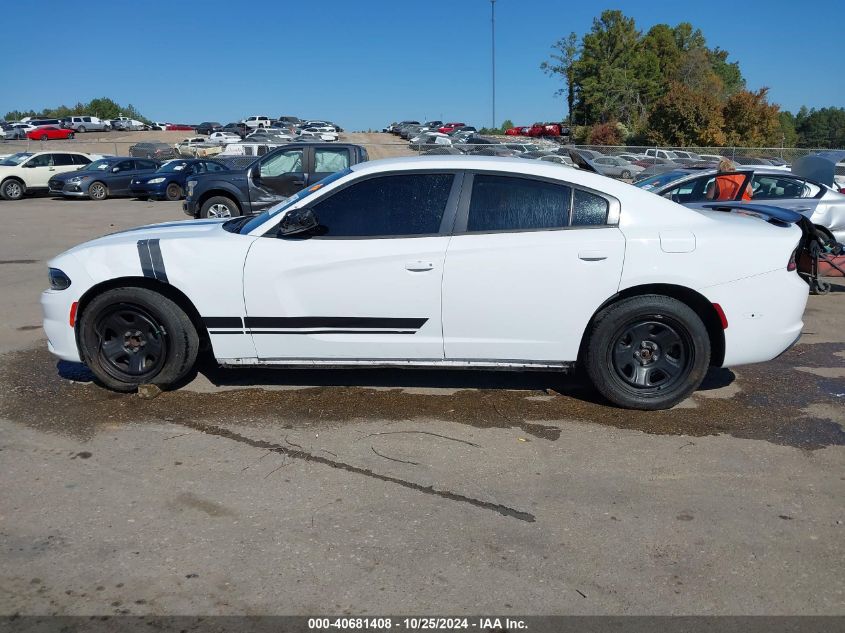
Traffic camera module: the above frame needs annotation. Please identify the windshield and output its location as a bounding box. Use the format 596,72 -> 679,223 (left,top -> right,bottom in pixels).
232,168 -> 353,235
84,159 -> 114,171
634,170 -> 691,191
157,161 -> 190,173
0,152 -> 33,166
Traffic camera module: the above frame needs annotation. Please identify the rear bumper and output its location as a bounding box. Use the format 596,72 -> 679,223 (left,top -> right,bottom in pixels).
130,181 -> 168,198
702,268 -> 808,367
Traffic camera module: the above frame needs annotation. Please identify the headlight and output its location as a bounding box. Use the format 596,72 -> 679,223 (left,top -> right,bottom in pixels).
48,268 -> 71,290
186,179 -> 196,196
68,176 -> 82,183
148,177 -> 165,184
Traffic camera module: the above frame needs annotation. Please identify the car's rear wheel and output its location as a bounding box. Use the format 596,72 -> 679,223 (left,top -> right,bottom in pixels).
584,295 -> 710,410
200,196 -> 239,218
88,181 -> 108,200
79,287 -> 199,392
40,134 -> 48,141
68,132 -> 75,139
165,183 -> 182,201
621,169 -> 631,179
1,178 -> 25,200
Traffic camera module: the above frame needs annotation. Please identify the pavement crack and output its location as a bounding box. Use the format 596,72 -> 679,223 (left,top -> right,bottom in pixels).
371,446 -> 420,466
356,430 -> 481,447
176,419 -> 535,523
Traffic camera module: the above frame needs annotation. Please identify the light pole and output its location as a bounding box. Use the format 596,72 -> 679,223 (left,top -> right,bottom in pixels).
491,0 -> 496,130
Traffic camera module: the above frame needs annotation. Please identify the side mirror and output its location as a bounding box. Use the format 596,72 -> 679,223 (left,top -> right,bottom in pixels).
112,167 -> 120,173
279,207 -> 318,237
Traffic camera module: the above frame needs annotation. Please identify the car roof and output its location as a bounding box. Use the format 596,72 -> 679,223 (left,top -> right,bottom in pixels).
349,155 -> 638,197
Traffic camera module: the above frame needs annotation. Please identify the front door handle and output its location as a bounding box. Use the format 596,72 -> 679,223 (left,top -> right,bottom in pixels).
405,261 -> 434,271
578,250 -> 608,261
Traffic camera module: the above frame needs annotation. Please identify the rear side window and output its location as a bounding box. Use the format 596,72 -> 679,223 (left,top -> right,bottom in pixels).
52,154 -> 76,166
467,175 -> 571,232
572,189 -> 609,226
314,148 -> 350,172
71,154 -> 92,165
310,173 -> 453,237
136,160 -> 157,170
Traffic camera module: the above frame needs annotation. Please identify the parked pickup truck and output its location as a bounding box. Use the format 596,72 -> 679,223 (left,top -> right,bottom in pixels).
183,142 -> 368,218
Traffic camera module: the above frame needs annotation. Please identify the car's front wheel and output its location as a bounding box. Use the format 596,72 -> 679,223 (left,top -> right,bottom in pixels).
621,169 -> 631,179
1,178 -> 25,200
88,181 -> 108,200
584,295 -> 710,410
79,287 -> 199,392
165,183 -> 182,201
200,196 -> 239,218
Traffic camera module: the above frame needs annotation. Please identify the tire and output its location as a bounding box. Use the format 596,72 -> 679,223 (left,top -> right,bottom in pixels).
200,195 -> 239,218
88,181 -> 108,201
583,295 -> 710,410
165,182 -> 182,201
78,287 -> 199,392
621,169 -> 631,179
40,134 -> 48,141
78,126 -> 86,133
1,178 -> 25,200
68,133 -> 75,139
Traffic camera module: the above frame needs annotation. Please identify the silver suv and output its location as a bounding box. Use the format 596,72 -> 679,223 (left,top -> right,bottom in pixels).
62,116 -> 111,132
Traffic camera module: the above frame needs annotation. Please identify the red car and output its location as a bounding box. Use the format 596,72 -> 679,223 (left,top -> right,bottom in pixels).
505,126 -> 530,136
26,126 -> 75,141
525,123 -> 565,137
437,122 -> 466,134
165,123 -> 195,131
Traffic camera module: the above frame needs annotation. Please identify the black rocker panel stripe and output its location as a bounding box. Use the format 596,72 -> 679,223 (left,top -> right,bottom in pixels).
250,330 -> 418,335
137,239 -> 168,283
203,317 -> 244,328
243,317 -> 428,329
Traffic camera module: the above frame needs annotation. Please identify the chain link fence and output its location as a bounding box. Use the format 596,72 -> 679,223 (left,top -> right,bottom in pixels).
2,135 -> 840,165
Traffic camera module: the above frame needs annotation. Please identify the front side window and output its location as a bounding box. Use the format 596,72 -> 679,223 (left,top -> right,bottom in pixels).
205,161 -> 226,172
71,154 -> 92,165
260,150 -> 303,177
115,160 -> 135,172
467,175 -> 571,232
26,154 -> 53,168
309,173 -> 454,237
664,175 -> 715,202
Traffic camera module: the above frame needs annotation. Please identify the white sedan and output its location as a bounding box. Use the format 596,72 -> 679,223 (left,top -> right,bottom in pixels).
41,156 -> 808,409
206,131 -> 242,145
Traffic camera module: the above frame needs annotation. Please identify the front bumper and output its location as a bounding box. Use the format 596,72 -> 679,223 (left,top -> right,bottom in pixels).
183,197 -> 198,217
130,179 -> 168,198
41,288 -> 82,363
50,180 -> 88,197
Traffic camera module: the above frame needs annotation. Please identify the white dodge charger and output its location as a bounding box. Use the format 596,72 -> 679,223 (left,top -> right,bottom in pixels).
42,156 -> 809,410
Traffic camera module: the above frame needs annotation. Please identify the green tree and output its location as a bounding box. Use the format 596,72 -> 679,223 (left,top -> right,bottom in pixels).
572,10 -> 660,128
646,82 -> 726,146
778,111 -> 798,147
722,88 -> 781,146
708,48 -> 745,97
541,32 -> 579,123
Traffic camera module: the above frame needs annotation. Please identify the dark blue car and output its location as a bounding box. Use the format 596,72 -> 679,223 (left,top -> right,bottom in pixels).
130,158 -> 229,201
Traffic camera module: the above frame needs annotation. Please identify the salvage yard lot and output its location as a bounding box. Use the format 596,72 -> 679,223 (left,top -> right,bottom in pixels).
0,194 -> 843,615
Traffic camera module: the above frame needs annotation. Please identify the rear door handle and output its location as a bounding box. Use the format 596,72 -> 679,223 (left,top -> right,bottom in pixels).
405,260 -> 434,271
578,250 -> 608,261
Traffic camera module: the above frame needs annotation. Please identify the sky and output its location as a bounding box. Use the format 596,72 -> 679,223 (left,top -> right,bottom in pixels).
0,0 -> 842,130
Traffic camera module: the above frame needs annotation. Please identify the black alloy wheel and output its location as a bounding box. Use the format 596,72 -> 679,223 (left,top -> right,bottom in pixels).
94,303 -> 167,381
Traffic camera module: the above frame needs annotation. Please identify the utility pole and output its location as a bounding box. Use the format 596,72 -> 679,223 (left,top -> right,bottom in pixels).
491,0 -> 496,130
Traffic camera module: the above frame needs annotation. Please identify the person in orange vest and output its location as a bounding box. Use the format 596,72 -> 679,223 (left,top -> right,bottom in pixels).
706,158 -> 753,201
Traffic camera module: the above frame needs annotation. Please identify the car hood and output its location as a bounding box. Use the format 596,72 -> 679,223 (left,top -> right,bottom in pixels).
49,169 -> 92,182
62,219 -> 231,256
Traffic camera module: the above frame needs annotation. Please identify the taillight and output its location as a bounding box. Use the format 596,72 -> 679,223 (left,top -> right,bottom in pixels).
839,187 -> 845,194
787,250 -> 797,272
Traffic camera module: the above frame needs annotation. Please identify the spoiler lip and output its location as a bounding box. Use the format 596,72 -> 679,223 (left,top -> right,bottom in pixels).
702,202 -> 803,226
